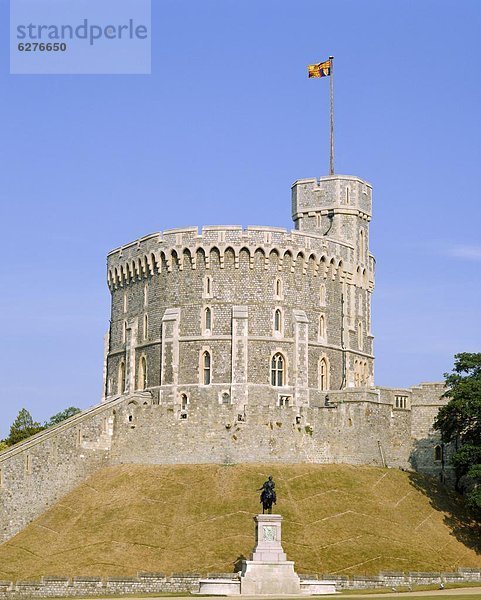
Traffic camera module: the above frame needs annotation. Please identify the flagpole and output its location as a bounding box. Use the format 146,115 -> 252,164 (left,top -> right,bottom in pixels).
329,55 -> 334,175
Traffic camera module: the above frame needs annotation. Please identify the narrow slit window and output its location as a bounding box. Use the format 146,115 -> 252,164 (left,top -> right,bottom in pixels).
319,314 -> 326,339
319,357 -> 329,391
204,276 -> 212,297
202,351 -> 211,385
118,361 -> 126,394
359,229 -> 365,262
320,284 -> 326,305
205,307 -> 212,332
274,309 -> 282,333
138,356 -> 147,390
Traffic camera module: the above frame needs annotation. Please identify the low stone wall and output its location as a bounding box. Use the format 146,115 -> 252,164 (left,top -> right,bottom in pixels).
0,574 -> 200,599
321,568 -> 481,590
0,569 -> 479,598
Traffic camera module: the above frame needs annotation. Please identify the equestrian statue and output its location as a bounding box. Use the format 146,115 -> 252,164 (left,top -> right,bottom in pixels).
258,475 -> 277,514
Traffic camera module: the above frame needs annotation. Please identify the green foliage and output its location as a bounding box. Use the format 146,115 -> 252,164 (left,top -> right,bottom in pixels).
2,406 -> 82,448
451,444 -> 481,478
435,352 -> 481,446
434,352 -> 481,518
5,408 -> 45,446
44,407 -> 81,428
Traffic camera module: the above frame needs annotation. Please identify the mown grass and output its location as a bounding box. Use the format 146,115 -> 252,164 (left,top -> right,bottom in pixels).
0,464 -> 479,581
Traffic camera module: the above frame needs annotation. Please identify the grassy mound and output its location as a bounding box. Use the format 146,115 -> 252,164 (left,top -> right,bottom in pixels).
0,464 -> 479,580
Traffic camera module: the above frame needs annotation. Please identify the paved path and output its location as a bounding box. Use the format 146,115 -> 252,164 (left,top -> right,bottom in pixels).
320,586 -> 481,597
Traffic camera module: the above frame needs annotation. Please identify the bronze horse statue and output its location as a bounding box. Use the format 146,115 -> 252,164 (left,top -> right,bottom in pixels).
258,476 -> 277,514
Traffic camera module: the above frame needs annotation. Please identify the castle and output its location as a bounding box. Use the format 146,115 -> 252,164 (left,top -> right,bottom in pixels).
0,173 -> 450,544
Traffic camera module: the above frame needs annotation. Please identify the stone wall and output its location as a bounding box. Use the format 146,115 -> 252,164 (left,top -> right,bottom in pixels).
105,230 -> 374,403
0,380 -> 450,546
0,174 -> 453,547
0,395 -> 128,544
0,382 -> 450,545
110,386 -> 448,478
0,569 -> 479,598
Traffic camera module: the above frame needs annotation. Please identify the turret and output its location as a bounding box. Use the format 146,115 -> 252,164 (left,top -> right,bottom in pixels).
291,175 -> 372,264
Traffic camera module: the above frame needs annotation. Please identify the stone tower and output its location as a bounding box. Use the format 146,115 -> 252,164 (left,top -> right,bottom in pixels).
292,175 -> 374,387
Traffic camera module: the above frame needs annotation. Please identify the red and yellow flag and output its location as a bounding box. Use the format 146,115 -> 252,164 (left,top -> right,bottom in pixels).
308,59 -> 331,78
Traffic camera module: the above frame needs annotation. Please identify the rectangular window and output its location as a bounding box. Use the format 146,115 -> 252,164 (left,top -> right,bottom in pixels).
278,395 -> 291,407
394,395 -> 408,409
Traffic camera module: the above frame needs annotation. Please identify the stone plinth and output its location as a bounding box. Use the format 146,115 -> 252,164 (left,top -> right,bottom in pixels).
197,513 -> 337,595
240,514 -> 301,595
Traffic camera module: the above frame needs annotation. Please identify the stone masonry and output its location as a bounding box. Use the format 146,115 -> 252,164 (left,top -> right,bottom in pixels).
0,174 -> 453,544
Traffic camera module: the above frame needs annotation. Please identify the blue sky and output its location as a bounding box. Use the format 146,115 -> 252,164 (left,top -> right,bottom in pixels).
1,0 -> 480,437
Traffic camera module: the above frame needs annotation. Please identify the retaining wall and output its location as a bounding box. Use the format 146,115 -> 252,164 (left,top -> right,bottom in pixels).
0,569 -> 479,598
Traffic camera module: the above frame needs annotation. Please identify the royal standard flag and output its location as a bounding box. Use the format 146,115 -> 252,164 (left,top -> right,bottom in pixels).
308,59 -> 331,78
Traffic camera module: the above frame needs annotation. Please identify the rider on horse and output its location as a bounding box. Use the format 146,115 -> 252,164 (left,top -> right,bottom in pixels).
258,475 -> 277,514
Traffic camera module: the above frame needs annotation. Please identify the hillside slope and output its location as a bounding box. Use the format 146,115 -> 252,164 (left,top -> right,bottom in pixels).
0,464 -> 479,580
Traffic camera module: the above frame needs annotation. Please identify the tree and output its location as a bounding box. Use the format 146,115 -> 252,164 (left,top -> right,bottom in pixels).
434,352 -> 481,519
5,408 -> 45,446
45,407 -> 81,428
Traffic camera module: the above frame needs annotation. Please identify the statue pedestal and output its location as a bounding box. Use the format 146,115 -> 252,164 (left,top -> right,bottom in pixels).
240,514 -> 301,595
197,513 -> 337,595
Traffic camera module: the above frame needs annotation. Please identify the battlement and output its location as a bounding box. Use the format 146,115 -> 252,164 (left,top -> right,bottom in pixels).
107,225 -> 352,257
292,174 -> 372,217
106,225 -> 375,291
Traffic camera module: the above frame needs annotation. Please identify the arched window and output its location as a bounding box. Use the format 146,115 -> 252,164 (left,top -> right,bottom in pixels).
274,278 -> 282,299
204,307 -> 212,332
434,445 -> 443,462
271,353 -> 285,387
143,314 -> 148,340
180,393 -> 189,411
118,361 -> 126,394
357,321 -> 363,349
319,357 -> 330,391
138,356 -> 147,390
319,314 -> 326,339
274,309 -> 282,333
202,351 -> 211,385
